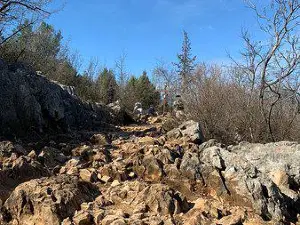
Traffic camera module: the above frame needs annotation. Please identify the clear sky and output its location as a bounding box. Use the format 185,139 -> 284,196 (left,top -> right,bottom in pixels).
46,0 -> 264,76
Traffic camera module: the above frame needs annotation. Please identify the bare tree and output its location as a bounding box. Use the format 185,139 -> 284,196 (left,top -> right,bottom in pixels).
153,59 -> 179,90
0,0 -> 58,45
115,51 -> 128,88
231,0 -> 300,141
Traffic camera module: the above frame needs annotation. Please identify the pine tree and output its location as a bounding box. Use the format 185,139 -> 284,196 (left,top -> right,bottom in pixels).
136,71 -> 160,109
174,30 -> 196,94
122,76 -> 139,110
96,68 -> 118,104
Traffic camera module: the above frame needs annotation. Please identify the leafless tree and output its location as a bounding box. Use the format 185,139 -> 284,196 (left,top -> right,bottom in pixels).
153,59 -> 180,92
0,0 -> 58,46
231,0 -> 300,141
115,51 -> 128,88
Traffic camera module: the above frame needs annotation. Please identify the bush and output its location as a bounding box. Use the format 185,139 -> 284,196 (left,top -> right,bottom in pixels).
183,64 -> 300,144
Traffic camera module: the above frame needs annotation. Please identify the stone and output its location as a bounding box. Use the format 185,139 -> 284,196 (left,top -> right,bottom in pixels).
0,61 -> 114,139
161,117 -> 180,132
0,112 -> 299,225
142,155 -> 164,182
179,120 -> 204,144
90,134 -> 108,145
166,128 -> 182,140
180,152 -> 202,180
101,175 -> 113,183
111,180 -> 121,187
217,208 -> 245,225
27,150 -> 37,159
128,172 -> 136,178
0,156 -> 49,202
62,218 -> 73,225
38,147 -> 68,168
269,170 -> 289,187
79,169 -> 97,183
0,141 -> 28,158
2,175 -> 99,225
73,211 -> 93,225
138,136 -> 156,145
102,215 -> 124,225
94,210 -> 105,224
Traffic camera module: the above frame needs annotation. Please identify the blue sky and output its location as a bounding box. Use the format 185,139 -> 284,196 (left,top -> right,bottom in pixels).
46,0 -> 264,76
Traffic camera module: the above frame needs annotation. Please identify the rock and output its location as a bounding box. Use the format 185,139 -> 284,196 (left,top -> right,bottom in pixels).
166,128 -> 182,140
142,155 -> 164,182
201,146 -> 224,170
132,183 -> 189,216
0,141 -> 28,158
0,111 -> 299,225
128,172 -> 136,178
217,209 -> 245,225
72,211 -> 93,225
100,175 -> 113,183
269,170 -> 289,187
165,164 -> 181,179
138,136 -> 156,145
27,150 -> 37,159
0,156 -> 49,202
199,144 -> 297,222
102,215 -> 125,225
108,100 -> 134,125
161,117 -> 179,132
62,217 -> 73,225
60,158 -> 81,176
38,147 -> 68,168
149,117 -> 162,124
90,134 -> 108,145
180,152 -> 202,180
102,181 -> 190,220
0,61 -> 114,139
93,209 -> 105,224
111,180 -> 121,187
166,120 -> 204,144
79,169 -> 97,183
179,120 -> 204,144
2,175 -> 100,225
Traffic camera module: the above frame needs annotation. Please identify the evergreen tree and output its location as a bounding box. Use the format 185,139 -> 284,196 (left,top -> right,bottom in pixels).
136,71 -> 160,109
0,21 -> 76,84
174,30 -> 196,93
122,76 -> 139,110
75,72 -> 97,102
96,68 -> 118,104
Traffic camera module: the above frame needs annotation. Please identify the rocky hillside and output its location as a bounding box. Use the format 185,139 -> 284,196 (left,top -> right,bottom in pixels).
0,116 -> 299,225
0,60 -> 119,139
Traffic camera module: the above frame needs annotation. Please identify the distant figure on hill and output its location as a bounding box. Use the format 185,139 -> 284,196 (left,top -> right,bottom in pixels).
133,102 -> 143,116
173,95 -> 184,111
147,105 -> 156,116
173,95 -> 185,119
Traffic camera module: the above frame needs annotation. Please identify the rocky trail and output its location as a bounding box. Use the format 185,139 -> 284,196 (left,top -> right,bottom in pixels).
0,116 -> 299,225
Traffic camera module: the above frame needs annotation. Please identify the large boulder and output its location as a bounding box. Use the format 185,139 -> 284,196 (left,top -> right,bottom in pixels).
0,156 -> 49,202
0,61 -> 114,139
1,175 -> 100,225
38,146 -> 68,168
167,120 -> 204,144
107,100 -> 134,125
197,141 -> 300,222
64,181 -> 191,224
0,141 -> 28,158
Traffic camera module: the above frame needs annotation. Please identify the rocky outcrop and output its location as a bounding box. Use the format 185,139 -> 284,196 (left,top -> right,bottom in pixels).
0,142 -> 49,202
0,116 -> 299,224
166,120 -> 204,144
1,175 -> 99,225
0,60 -> 114,139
